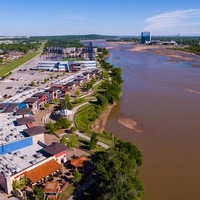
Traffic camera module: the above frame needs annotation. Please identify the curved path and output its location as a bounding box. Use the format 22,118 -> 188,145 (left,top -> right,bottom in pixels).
70,102 -> 109,149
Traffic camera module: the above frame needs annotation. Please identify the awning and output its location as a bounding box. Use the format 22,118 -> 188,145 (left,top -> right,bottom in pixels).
26,159 -> 62,183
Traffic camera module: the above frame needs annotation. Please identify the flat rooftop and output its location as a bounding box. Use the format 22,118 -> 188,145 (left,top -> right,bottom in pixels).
0,113 -> 27,145
0,143 -> 48,177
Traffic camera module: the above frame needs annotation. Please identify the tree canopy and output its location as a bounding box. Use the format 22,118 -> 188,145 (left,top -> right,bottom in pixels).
92,140 -> 144,200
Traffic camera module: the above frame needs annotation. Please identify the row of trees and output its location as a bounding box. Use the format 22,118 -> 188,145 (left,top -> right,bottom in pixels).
44,39 -> 84,48
75,49 -> 123,132
0,42 -> 41,54
184,44 -> 200,55
30,34 -> 117,42
168,44 -> 200,56
92,140 -> 144,199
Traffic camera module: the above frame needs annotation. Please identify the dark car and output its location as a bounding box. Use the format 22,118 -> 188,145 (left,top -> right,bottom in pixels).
3,94 -> 8,99
6,86 -> 12,89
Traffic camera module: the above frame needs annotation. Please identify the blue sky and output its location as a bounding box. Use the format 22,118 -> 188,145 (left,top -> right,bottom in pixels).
1,0 -> 200,36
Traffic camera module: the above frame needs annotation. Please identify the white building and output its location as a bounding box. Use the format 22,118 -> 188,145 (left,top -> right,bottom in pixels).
37,60 -> 96,72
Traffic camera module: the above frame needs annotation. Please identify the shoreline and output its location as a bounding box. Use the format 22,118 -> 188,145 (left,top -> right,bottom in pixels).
105,42 -> 200,63
92,42 -> 200,134
91,103 -> 116,133
128,44 -> 200,63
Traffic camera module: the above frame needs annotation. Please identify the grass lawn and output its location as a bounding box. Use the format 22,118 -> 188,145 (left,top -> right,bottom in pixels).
81,132 -> 113,147
60,183 -> 76,200
67,133 -> 105,152
74,104 -> 113,147
76,103 -> 92,112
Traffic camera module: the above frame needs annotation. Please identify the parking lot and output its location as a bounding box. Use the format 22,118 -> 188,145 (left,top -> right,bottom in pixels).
0,55 -> 74,102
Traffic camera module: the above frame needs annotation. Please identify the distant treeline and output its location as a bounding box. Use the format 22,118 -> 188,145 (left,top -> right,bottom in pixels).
44,40 -> 84,48
30,34 -> 117,42
167,44 -> 200,55
0,42 -> 41,54
107,37 -> 140,43
107,36 -> 200,46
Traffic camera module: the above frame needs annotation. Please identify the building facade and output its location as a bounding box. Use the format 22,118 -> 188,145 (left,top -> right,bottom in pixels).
141,32 -> 151,44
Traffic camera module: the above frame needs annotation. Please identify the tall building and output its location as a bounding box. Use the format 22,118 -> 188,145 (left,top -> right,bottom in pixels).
141,32 -> 151,44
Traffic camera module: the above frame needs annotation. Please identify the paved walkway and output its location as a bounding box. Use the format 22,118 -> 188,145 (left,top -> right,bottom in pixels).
69,99 -> 109,149
75,131 -> 109,149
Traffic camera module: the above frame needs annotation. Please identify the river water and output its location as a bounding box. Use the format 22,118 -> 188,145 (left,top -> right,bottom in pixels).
94,41 -> 200,200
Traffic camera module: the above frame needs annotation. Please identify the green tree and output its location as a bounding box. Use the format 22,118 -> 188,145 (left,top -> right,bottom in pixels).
75,90 -> 80,96
67,101 -> 73,110
44,78 -> 47,83
96,95 -> 108,111
112,67 -> 123,84
102,71 -> 109,79
60,136 -> 67,145
30,81 -> 35,87
82,82 -> 87,89
45,122 -> 56,133
33,186 -> 44,200
53,98 -> 59,104
89,133 -> 98,150
101,81 -> 121,104
93,140 -> 144,200
55,117 -> 71,129
20,176 -> 27,187
73,168 -> 82,183
67,140 -> 75,148
60,102 -> 67,110
12,180 -> 20,191
91,77 -> 96,85
64,94 -> 70,102
44,103 -> 50,110
86,82 -> 93,90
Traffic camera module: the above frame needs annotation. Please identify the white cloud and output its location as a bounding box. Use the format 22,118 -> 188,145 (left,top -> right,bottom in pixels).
144,9 -> 200,32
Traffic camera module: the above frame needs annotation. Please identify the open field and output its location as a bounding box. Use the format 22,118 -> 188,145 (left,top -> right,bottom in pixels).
0,42 -> 45,77
0,51 -> 40,77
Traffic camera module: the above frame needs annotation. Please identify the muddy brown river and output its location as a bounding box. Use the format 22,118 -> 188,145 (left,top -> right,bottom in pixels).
94,41 -> 200,200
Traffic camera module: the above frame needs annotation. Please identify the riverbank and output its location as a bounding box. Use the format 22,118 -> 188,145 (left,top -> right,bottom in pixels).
105,42 -> 200,63
91,103 -> 116,133
129,45 -> 200,63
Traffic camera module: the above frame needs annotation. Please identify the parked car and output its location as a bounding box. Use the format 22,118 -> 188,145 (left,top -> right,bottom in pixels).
6,86 -> 12,89
3,94 -> 8,99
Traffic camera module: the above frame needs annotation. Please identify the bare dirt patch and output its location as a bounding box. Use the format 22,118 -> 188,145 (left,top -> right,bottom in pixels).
91,104 -> 116,133
129,45 -> 200,63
